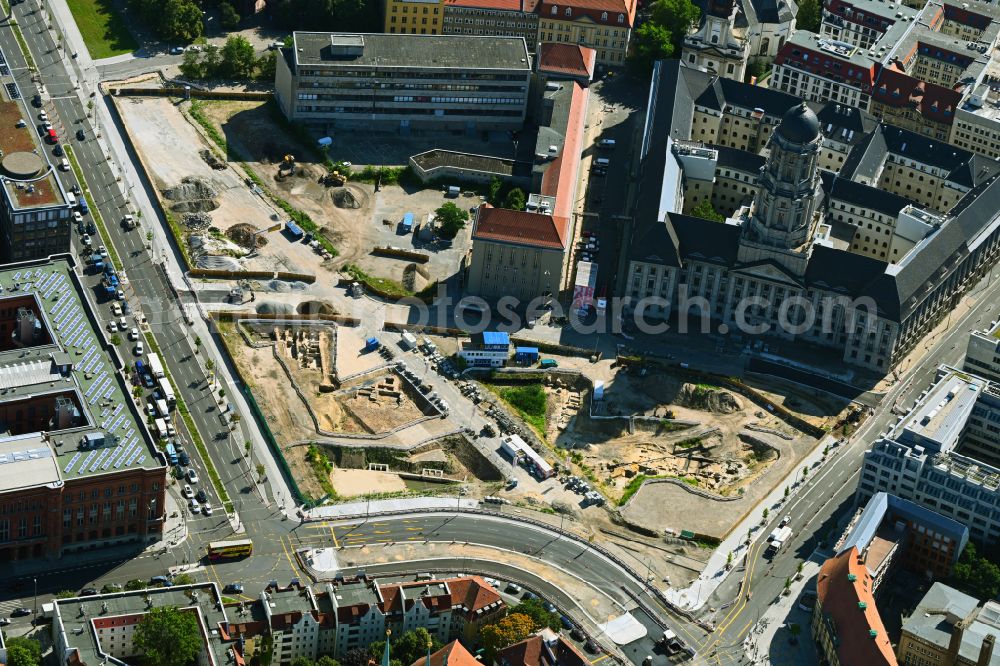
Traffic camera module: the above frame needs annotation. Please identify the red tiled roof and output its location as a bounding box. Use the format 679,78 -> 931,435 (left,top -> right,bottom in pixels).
872,63 -> 960,125
444,0 -> 539,10
815,548 -> 897,666
497,635 -> 590,666
538,43 -> 596,80
473,205 -> 568,250
447,576 -> 503,614
774,42 -> 876,91
541,82 -> 588,222
537,0 -> 637,28
337,603 -> 376,624
409,640 -> 481,666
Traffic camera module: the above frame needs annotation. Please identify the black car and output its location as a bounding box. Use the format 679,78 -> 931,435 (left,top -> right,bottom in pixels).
223,583 -> 244,594
76,129 -> 86,141
195,489 -> 207,503
80,587 -> 98,596
10,607 -> 32,617
53,143 -> 64,157
31,94 -> 41,108
70,184 -> 81,195
86,222 -> 96,235
77,219 -> 85,234
178,450 -> 190,466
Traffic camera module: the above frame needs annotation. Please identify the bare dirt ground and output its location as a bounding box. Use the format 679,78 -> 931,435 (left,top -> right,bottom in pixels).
335,327 -> 386,378
196,100 -> 473,285
329,468 -> 408,497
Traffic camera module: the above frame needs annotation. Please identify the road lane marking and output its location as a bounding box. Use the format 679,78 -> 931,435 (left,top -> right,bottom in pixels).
330,524 -> 339,548
374,530 -> 390,534
406,527 -> 422,531
407,536 -> 423,541
279,536 -> 303,577
590,656 -> 609,664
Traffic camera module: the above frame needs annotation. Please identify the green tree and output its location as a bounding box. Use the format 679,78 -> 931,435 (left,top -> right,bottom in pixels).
650,0 -> 701,44
435,202 -> 470,240
125,578 -> 147,590
221,35 -> 257,79
510,598 -> 561,631
480,613 -> 536,660
629,22 -> 674,75
56,589 -> 77,598
392,628 -> 442,665
796,0 -> 821,32
340,649 -> 371,666
290,658 -> 315,666
488,177 -> 504,205
180,49 -> 204,79
133,606 -> 203,666
219,1 -> 241,28
256,51 -> 278,80
504,188 -> 527,211
317,658 -> 342,666
6,638 -> 41,666
160,0 -> 204,43
202,44 -> 222,77
173,572 -> 195,585
690,199 -> 724,222
951,542 -> 1000,599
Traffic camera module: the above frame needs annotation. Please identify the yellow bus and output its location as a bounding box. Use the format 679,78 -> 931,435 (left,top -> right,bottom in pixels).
208,539 -> 253,561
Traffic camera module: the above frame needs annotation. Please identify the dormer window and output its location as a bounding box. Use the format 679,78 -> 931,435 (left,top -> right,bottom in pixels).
618,12 -> 625,21
601,11 -> 608,19
565,7 -> 572,15
551,5 -> 557,13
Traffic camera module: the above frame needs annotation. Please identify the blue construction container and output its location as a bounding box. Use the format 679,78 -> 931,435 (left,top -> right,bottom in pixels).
515,347 -> 539,364
365,336 -> 380,352
285,221 -> 304,239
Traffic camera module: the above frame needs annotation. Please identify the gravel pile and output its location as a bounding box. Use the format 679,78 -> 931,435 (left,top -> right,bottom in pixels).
183,212 -> 212,229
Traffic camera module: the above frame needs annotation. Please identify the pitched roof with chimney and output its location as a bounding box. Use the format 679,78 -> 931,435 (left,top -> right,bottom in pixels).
409,640 -> 481,666
472,205 -> 568,250
497,634 -> 590,666
816,548 -> 897,666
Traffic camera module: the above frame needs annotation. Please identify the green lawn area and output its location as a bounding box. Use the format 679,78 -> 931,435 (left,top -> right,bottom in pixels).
66,0 -> 137,59
490,383 -> 548,437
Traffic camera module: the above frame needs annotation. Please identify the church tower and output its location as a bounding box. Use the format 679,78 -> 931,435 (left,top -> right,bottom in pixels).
681,0 -> 749,80
738,102 -> 823,276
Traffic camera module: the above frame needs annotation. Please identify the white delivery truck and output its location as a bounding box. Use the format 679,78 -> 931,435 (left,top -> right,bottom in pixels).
157,377 -> 176,407
765,526 -> 793,556
147,352 -> 165,379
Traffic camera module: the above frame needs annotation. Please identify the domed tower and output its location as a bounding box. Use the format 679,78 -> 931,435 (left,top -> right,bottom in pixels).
738,102 -> 824,275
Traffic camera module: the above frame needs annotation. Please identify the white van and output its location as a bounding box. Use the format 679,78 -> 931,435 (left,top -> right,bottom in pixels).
66,191 -> 76,207
59,158 -> 70,171
595,157 -> 610,167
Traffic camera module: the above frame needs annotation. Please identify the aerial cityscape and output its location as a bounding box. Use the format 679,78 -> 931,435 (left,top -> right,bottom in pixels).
1,0 -> 1000,664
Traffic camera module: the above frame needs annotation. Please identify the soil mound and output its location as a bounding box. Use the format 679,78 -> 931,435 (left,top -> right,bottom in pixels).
297,300 -> 336,315
678,383 -> 742,414
163,177 -> 219,213
228,223 -> 268,249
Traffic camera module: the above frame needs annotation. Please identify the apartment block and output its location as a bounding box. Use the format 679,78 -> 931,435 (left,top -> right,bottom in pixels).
384,0 -> 444,34
535,0 -> 636,65
443,0 -> 540,51
275,32 -> 531,132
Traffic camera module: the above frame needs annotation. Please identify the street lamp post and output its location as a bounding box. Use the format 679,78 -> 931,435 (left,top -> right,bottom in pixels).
33,577 -> 37,623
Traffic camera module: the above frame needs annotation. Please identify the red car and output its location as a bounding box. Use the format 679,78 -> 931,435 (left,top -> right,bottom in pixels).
46,128 -> 57,143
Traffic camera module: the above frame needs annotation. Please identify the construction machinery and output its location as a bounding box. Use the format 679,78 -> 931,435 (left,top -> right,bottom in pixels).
320,169 -> 346,186
277,154 -> 296,180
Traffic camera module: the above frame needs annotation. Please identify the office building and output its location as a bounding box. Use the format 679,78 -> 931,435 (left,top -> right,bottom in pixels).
966,320 -> 1000,383
458,331 -> 511,368
535,0 -> 636,65
275,32 -> 532,132
897,583 -> 1000,666
53,583 -> 239,666
466,206 -> 568,303
623,60 -> 1000,372
383,0 -> 444,34
857,366 -> 1000,543
0,255 -> 165,562
0,58 -> 72,262
443,0 -> 540,51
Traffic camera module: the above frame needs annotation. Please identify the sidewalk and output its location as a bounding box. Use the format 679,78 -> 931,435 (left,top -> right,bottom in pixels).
741,557 -> 822,665
665,434 -> 837,612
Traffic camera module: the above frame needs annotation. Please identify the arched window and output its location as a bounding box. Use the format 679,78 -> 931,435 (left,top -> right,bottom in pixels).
711,34 -> 718,43
618,13 -> 625,22
551,5 -> 558,14
565,7 -> 572,15
601,11 -> 608,19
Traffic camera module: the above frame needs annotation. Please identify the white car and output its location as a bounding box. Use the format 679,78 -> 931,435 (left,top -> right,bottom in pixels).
111,303 -> 122,317
42,120 -> 52,131
189,498 -> 200,514
117,289 -> 126,301
107,320 -> 118,333
38,110 -> 47,122
202,503 -> 213,516
73,211 -> 83,224
118,316 -> 127,330
146,402 -> 155,417
134,342 -> 144,356
129,327 -> 139,341
186,468 -> 199,484
182,484 -> 194,499
82,234 -> 92,246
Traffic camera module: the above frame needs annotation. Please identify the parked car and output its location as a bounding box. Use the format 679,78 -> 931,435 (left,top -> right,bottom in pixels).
10,607 -> 32,617
80,587 -> 98,596
53,143 -> 63,157
224,583 -> 244,594
182,484 -> 194,499
186,468 -> 199,484
189,498 -> 200,514
149,576 -> 172,587
195,488 -> 208,503
202,503 -> 213,516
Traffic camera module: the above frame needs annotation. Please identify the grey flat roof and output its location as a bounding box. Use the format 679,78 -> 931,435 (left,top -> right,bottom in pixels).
291,32 -> 531,70
898,371 -> 983,451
